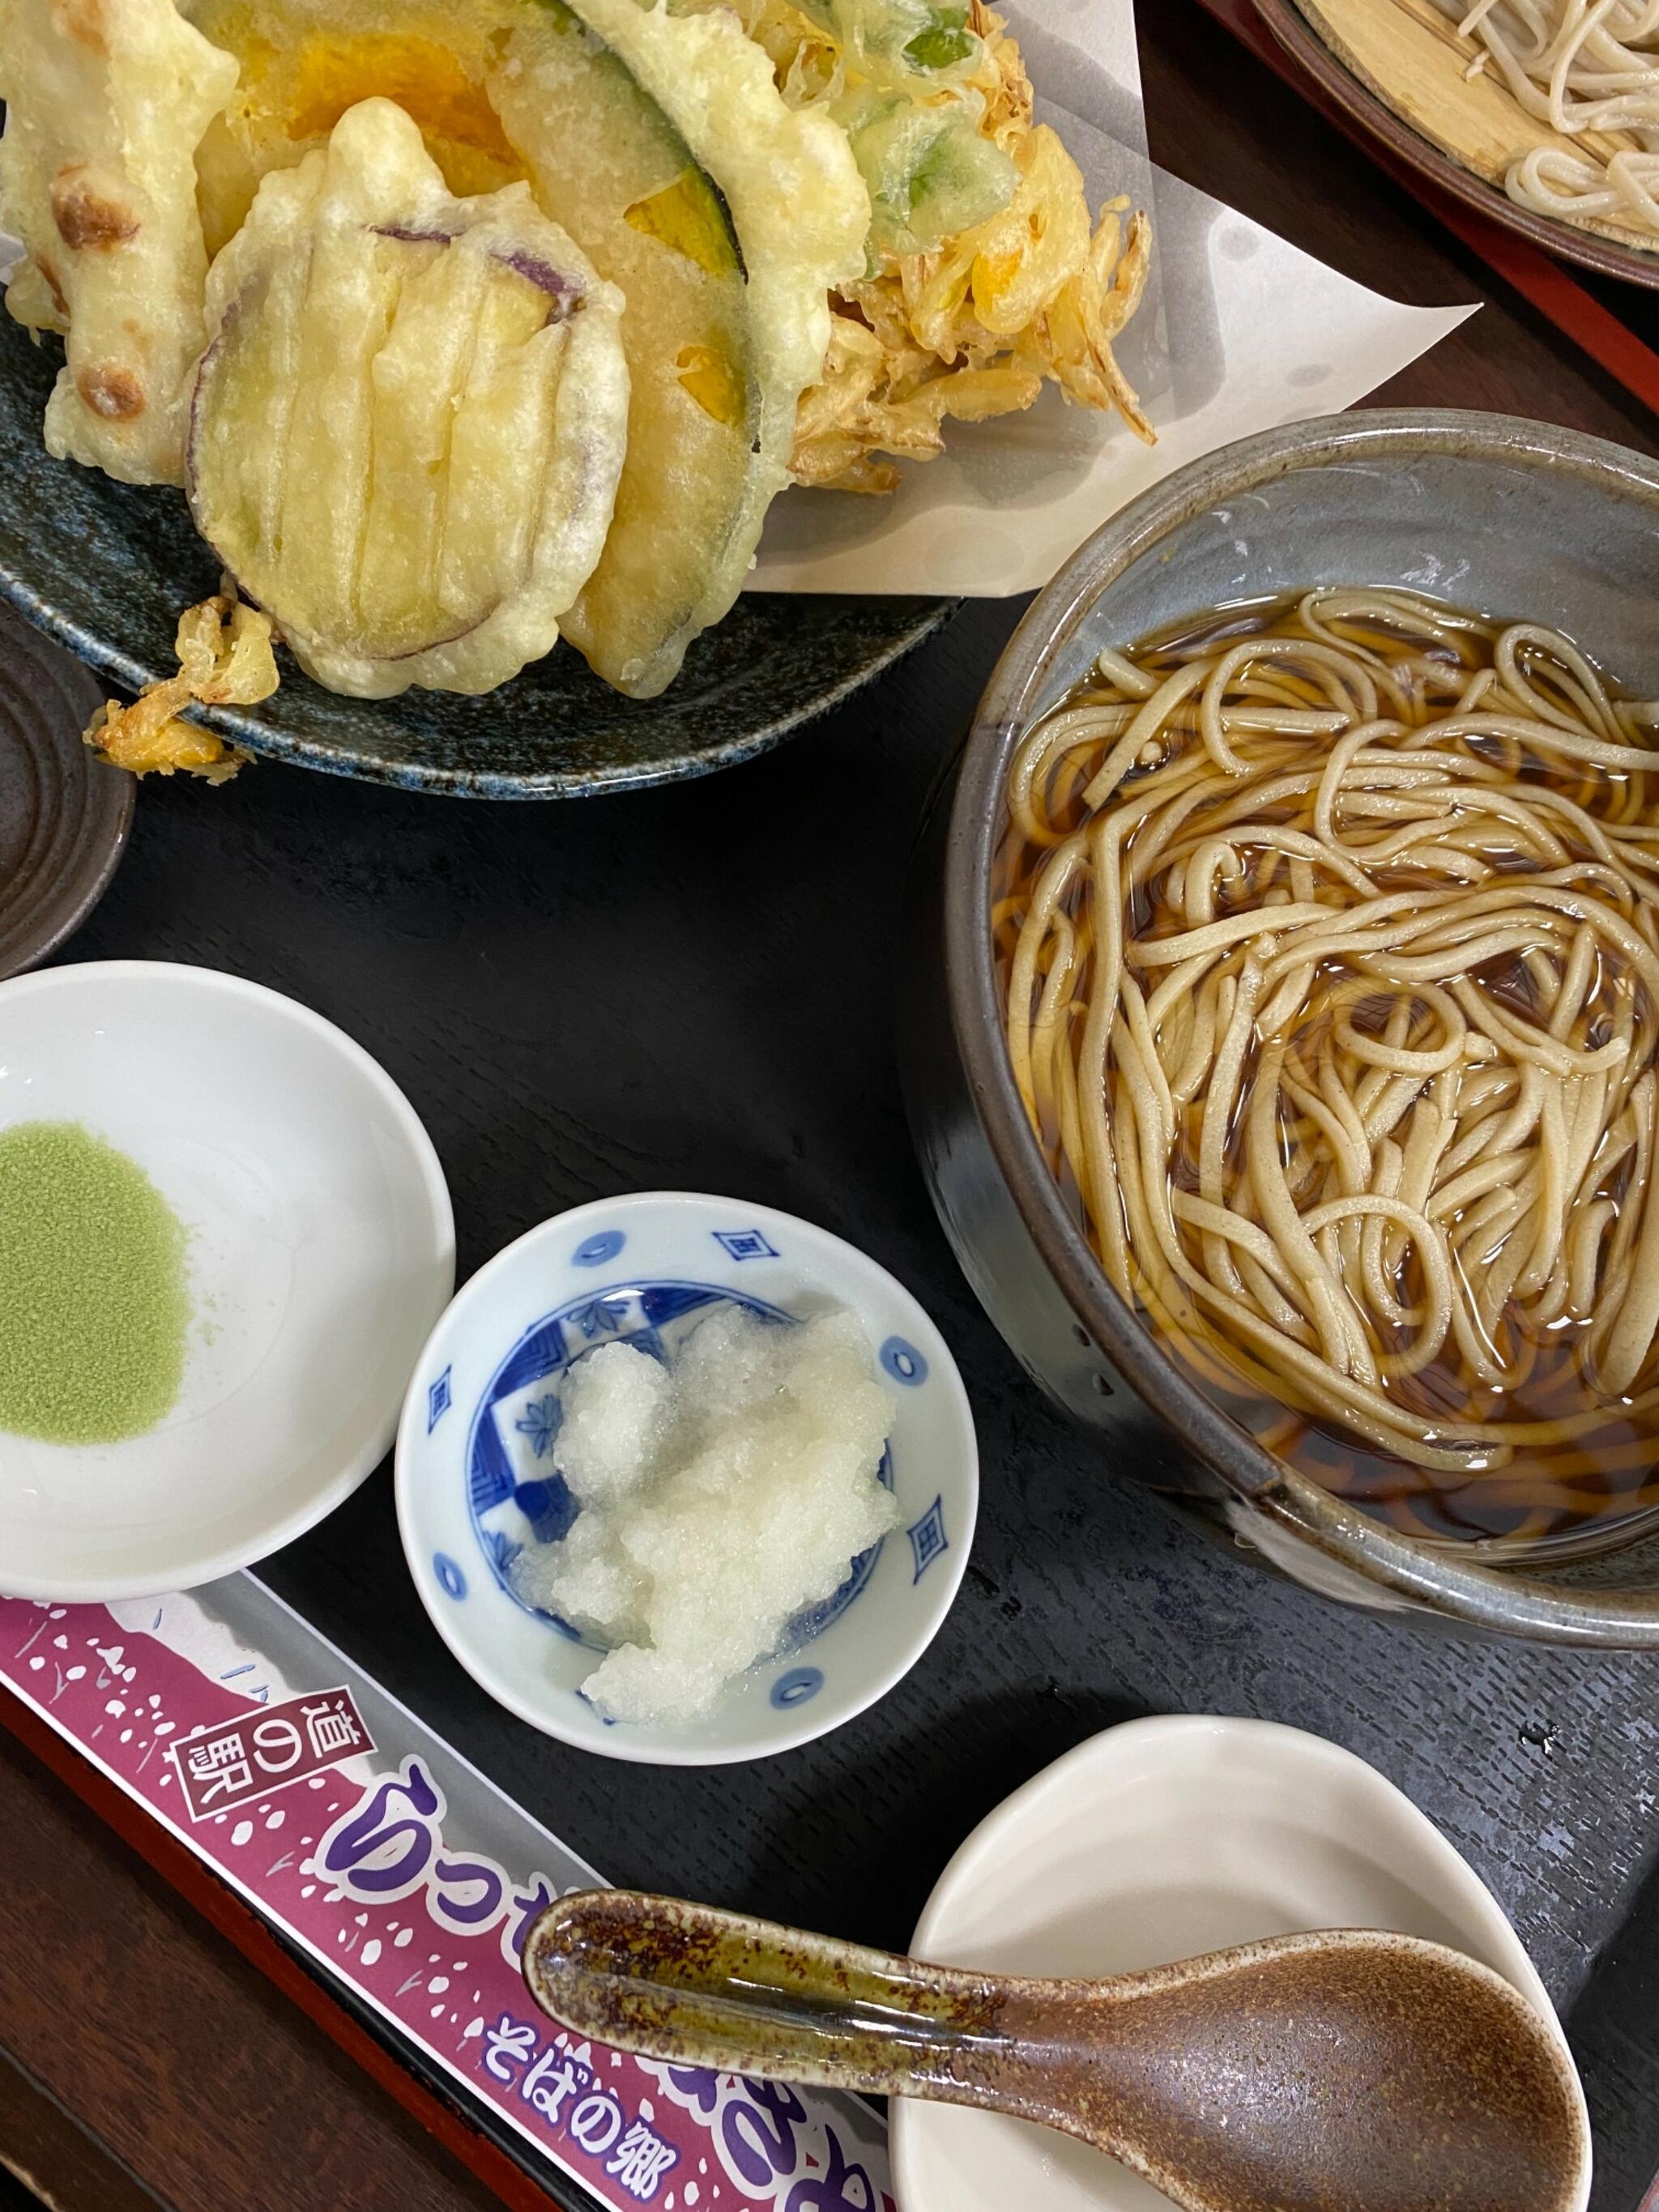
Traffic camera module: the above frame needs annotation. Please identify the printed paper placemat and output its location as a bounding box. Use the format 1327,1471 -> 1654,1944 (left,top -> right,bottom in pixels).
0,1575 -> 892,2212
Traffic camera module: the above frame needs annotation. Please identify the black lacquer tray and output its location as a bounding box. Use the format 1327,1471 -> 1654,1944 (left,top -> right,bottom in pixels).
23,591 -> 1653,2212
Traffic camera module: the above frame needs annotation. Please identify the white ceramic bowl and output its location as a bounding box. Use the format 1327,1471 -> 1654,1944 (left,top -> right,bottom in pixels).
893,1715 -> 1592,2212
0,961 -> 454,1600
396,1191 -> 978,1764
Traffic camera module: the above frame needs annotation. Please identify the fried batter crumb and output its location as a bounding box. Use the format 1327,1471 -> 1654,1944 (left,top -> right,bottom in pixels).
794,149 -> 1154,492
84,593 -> 278,782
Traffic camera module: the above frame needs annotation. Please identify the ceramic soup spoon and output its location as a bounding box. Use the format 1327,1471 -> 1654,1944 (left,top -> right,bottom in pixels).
523,1890 -> 1588,2212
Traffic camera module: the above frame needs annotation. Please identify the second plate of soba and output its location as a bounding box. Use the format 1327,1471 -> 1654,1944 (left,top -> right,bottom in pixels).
1251,0 -> 1659,288
910,407 -> 1659,1646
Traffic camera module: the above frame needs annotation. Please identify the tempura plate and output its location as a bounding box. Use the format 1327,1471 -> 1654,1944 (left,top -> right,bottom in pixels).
0,309 -> 953,798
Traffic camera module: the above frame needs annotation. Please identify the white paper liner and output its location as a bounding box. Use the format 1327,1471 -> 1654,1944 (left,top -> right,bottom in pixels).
751,0 -> 1477,595
0,0 -> 1474,605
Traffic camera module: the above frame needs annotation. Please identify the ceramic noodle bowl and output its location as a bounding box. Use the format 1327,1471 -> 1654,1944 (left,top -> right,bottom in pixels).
904,409 -> 1659,1645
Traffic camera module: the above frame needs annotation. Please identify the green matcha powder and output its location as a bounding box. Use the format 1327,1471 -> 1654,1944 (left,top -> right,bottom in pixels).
0,1120 -> 190,1444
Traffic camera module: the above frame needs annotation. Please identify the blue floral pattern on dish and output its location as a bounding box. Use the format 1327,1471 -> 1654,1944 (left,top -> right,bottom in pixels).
464,1280 -> 896,1666
427,1366 -> 452,1432
568,1296 -> 629,1340
907,1494 -> 949,1582
713,1229 -> 779,1262
512,1478 -> 577,1544
770,1668 -> 824,1709
514,1393 -> 563,1459
880,1336 -> 928,1387
574,1230 -> 625,1268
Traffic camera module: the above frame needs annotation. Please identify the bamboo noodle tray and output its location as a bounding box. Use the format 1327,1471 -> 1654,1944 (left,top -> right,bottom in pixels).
1251,0 -> 1659,288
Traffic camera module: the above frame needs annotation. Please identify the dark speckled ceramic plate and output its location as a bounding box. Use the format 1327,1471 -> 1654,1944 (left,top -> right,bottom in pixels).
0,309 -> 954,799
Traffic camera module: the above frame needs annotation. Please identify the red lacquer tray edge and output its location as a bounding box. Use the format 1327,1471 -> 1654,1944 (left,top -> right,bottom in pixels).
0,1677 -> 557,2212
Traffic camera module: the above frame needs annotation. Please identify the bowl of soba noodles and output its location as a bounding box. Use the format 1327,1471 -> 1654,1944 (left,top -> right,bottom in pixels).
905,408 -> 1659,1645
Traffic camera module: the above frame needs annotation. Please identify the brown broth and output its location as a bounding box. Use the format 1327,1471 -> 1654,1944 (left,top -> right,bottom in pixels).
995,591 -> 1659,1558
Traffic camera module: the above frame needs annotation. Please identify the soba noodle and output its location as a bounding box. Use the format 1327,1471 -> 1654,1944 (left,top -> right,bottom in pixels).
997,588 -> 1659,1548
1451,0 -> 1659,240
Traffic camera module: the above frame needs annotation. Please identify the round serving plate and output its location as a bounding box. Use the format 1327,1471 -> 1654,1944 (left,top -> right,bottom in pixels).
0,310 -> 954,799
1250,0 -> 1659,291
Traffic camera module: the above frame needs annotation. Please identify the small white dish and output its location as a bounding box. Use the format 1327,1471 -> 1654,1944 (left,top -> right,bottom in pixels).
0,961 -> 454,1600
893,1715 -> 1591,2212
396,1191 -> 978,1765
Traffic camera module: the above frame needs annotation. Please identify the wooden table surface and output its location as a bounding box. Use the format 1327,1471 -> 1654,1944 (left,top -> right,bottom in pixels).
3,4 -> 1657,2208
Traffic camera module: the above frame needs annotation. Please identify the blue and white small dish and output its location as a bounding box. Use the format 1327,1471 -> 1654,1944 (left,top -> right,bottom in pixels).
395,1191 -> 978,1765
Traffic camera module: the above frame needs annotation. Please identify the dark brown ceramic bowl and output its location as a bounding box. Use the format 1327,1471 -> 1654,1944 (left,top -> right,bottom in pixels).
904,408 -> 1659,1647
1251,0 -> 1659,292
0,599 -> 132,978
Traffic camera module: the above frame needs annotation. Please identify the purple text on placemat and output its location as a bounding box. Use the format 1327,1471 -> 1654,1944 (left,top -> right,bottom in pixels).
0,1596 -> 894,2212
